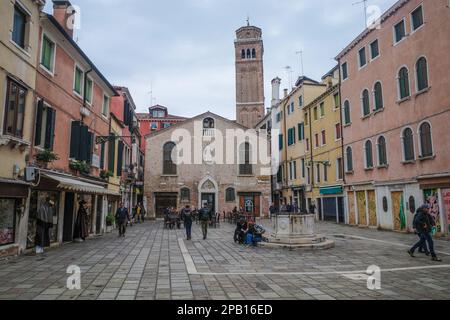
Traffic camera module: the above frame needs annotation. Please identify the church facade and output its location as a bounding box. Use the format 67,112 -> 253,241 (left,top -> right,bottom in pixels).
144,112 -> 271,218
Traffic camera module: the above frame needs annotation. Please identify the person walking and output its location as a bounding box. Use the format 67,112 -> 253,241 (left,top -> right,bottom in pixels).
115,202 -> 130,237
413,205 -> 430,255
408,205 -> 442,262
73,200 -> 89,242
135,204 -> 142,224
198,203 -> 212,240
181,205 -> 193,240
139,203 -> 146,222
35,197 -> 55,254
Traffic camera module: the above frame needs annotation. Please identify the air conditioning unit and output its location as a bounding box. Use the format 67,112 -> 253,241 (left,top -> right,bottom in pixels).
25,167 -> 39,182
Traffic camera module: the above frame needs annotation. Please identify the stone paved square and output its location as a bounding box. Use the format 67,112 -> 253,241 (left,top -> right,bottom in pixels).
0,220 -> 449,300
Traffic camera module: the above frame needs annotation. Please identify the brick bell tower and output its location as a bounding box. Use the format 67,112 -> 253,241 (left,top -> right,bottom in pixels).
235,23 -> 265,128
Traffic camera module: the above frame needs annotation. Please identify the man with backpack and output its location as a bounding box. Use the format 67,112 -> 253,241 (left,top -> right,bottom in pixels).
198,203 -> 212,240
408,204 -> 442,262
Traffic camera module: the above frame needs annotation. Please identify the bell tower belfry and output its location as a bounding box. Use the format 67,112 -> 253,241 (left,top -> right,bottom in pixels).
234,24 -> 265,128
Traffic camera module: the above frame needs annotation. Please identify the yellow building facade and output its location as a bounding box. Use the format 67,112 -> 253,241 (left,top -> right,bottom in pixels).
304,66 -> 345,222
0,0 -> 45,255
276,77 -> 326,212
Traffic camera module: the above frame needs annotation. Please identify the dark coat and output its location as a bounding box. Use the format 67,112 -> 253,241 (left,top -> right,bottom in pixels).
115,207 -> 130,223
414,210 -> 433,234
198,207 -> 212,221
181,208 -> 193,224
74,206 -> 89,240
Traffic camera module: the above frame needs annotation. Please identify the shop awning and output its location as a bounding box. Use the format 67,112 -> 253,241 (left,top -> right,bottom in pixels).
42,173 -> 120,196
320,186 -> 343,195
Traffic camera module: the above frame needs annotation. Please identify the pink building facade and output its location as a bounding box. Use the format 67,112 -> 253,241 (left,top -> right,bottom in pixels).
337,0 -> 450,235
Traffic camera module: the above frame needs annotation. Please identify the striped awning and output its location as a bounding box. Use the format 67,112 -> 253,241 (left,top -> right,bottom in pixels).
42,173 -> 120,196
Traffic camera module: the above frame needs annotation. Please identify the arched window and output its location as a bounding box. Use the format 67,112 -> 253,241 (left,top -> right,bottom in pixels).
203,117 -> 215,129
419,122 -> 433,157
377,136 -> 387,166
180,187 -> 190,201
362,89 -> 370,117
226,187 -> 236,202
252,48 -> 256,59
239,142 -> 253,175
416,57 -> 429,91
374,82 -> 383,110
346,147 -> 353,172
246,49 -> 251,59
365,140 -> 373,168
398,67 -> 410,99
241,49 -> 246,59
343,100 -> 351,125
402,127 -> 415,161
163,142 -> 177,175
409,196 -> 416,214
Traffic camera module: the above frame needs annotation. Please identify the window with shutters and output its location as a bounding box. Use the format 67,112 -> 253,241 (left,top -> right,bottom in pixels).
402,127 -> 415,161
163,142 -> 177,175
415,57 -> 429,92
419,122 -> 433,158
373,82 -> 383,111
377,136 -> 388,166
226,188 -> 236,202
341,62 -> 348,80
239,142 -> 253,175
335,123 -> 341,140
313,106 -> 318,121
102,94 -> 109,117
315,133 -> 319,148
3,78 -> 26,138
108,133 -> 116,174
365,140 -> 374,169
346,147 -> 353,172
333,93 -> 340,109
277,165 -> 283,183
69,121 -> 93,163
301,158 -> 305,178
298,122 -> 305,141
361,89 -> 370,117
358,47 -> 367,68
336,157 -> 343,180
394,19 -> 406,44
288,127 -> 296,146
73,65 -> 84,96
279,134 -> 283,150
34,100 -> 56,150
12,4 -> 29,50
85,77 -> 93,105
398,67 -> 410,99
40,34 -> 56,73
321,130 -> 326,146
370,39 -> 379,60
117,140 -> 124,176
299,95 -> 303,108
316,164 -> 321,183
411,5 -> 424,32
343,100 -> 351,125
320,102 -> 325,118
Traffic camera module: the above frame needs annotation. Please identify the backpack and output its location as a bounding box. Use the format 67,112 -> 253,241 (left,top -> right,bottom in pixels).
413,212 -> 423,230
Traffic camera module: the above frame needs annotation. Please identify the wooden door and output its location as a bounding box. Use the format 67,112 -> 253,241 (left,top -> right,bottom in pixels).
392,191 -> 404,231
348,191 -> 356,225
368,190 -> 377,227
254,195 -> 261,217
357,191 -> 367,226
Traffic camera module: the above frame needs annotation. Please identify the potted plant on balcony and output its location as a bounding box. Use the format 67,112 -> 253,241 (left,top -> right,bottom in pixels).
35,149 -> 59,168
69,160 -> 90,175
100,170 -> 114,181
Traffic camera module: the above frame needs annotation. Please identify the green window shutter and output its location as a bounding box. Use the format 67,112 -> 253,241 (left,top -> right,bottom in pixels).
41,36 -> 53,70
279,134 -> 283,150
79,124 -> 89,161
44,107 -> 56,150
86,132 -> 93,164
117,141 -> 124,176
108,134 -> 116,173
70,121 -> 81,159
100,143 -> 105,170
35,99 -> 44,146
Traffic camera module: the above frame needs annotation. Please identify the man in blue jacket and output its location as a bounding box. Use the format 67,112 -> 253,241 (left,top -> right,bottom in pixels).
115,202 -> 130,237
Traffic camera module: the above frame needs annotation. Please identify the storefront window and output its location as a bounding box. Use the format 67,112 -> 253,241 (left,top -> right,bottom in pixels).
0,199 -> 16,246
28,191 -> 59,248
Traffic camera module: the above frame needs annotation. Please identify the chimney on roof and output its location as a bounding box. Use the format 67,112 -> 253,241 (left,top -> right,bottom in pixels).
283,88 -> 288,98
52,0 -> 76,38
271,77 -> 281,107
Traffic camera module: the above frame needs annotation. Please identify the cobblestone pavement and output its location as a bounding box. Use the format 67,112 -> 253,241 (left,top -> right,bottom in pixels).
0,220 -> 449,300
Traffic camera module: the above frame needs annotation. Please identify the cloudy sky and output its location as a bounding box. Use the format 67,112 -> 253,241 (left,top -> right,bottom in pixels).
44,0 -> 395,119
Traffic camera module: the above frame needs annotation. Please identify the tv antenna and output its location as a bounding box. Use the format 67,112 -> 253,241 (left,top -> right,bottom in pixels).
295,50 -> 304,77
147,82 -> 156,107
352,0 -> 369,28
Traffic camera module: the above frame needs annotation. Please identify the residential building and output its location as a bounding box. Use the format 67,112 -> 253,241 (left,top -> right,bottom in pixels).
277,76 -> 327,212
137,105 -> 186,154
304,66 -> 345,223
0,0 -> 45,257
29,0 -> 119,247
111,86 -> 144,210
337,0 -> 450,235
